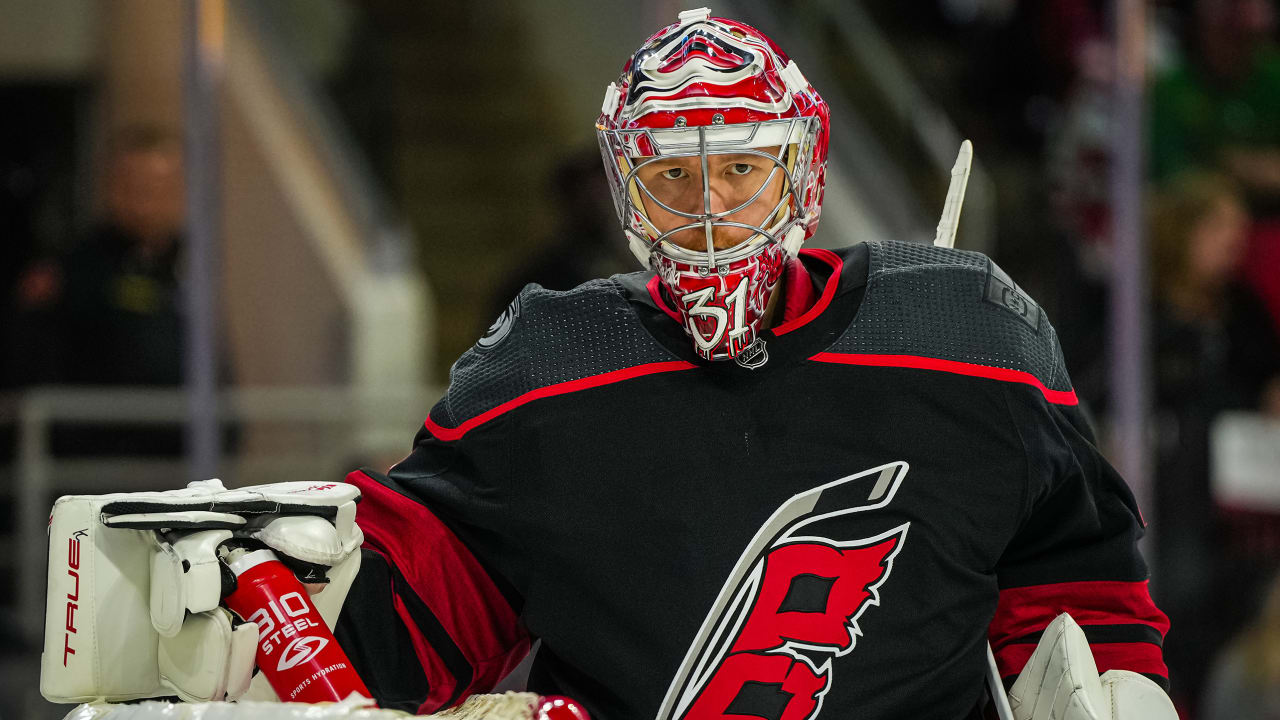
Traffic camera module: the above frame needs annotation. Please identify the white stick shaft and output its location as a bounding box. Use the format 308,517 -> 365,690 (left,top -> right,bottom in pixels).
933,140 -> 973,249
986,642 -> 1016,720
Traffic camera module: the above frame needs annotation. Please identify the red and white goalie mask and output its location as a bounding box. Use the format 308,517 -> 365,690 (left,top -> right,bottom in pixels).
597,8 -> 830,361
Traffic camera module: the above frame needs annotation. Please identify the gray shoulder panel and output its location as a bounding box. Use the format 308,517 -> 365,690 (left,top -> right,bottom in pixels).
828,241 -> 1072,392
435,278 -> 680,428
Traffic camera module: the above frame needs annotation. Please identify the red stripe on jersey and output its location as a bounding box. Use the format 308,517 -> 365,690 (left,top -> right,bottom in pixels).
773,248 -> 842,336
425,360 -> 697,441
988,580 -> 1169,678
347,470 -> 530,703
989,580 -> 1170,648
808,352 -> 1079,406
993,640 -> 1169,681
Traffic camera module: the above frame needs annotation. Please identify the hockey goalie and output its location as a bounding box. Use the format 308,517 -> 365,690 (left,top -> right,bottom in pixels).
42,8 -> 1177,720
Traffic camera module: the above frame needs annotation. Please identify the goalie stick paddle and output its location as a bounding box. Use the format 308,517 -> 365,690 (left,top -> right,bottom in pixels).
933,140 -> 973,249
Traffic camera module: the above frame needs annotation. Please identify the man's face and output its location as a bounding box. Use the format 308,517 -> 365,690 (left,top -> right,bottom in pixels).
107,146 -> 185,243
633,147 -> 787,252
1187,195 -> 1249,285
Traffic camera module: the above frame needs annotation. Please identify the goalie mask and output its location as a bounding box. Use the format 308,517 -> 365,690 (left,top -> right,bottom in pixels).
597,8 -> 829,361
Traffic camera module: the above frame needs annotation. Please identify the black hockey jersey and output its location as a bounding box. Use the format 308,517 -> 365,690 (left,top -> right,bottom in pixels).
336,241 -> 1169,720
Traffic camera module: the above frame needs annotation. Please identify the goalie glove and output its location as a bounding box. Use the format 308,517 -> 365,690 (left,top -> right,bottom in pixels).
41,479 -> 362,705
1006,613 -> 1175,720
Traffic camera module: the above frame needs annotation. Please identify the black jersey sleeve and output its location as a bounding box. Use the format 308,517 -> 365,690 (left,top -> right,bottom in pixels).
337,458 -> 531,714
336,280 -> 683,713
989,356 -> 1171,690
824,242 -> 1170,690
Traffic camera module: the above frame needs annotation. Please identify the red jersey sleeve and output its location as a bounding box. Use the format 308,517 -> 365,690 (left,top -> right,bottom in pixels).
990,386 -> 1171,690
338,466 -> 531,714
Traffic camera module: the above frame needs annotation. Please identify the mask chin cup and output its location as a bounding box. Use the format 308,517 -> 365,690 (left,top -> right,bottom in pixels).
658,240 -> 788,361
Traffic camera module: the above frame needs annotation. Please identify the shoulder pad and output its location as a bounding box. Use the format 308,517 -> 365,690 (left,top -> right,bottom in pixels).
828,241 -> 1072,394
431,279 -> 679,432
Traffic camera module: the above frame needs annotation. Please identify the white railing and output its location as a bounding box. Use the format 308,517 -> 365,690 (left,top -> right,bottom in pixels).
6,385 -> 440,646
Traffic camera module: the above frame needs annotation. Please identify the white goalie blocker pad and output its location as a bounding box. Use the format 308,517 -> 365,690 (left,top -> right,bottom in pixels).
61,692 -> 553,720
1007,613 -> 1176,720
42,479 -> 362,705
60,695 -> 408,719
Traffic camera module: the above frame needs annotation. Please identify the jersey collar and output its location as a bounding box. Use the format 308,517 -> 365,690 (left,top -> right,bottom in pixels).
644,247 -> 843,333
623,243 -> 870,371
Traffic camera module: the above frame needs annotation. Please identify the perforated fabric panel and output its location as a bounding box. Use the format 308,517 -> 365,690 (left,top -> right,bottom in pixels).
828,241 -> 1073,392
433,277 -> 680,428
870,238 -> 989,273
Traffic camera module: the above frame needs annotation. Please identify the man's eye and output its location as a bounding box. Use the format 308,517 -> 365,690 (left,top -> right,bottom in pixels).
729,163 -> 753,176
661,168 -> 687,180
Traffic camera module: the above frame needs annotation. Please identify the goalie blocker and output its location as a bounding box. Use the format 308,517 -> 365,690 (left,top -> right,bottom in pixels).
40,478 -> 597,720
41,479 -> 363,704
1005,613 -> 1176,720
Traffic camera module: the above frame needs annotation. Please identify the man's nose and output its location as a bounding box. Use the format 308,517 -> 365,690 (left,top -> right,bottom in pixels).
704,180 -> 738,216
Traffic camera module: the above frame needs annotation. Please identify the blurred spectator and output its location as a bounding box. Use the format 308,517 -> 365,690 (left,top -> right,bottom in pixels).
5,125 -> 196,457
66,125 -> 187,386
484,147 -> 631,325
1147,171 -> 1280,708
9,125 -> 186,387
1043,4 -> 1185,405
1201,571 -> 1280,719
1046,0 -> 1184,278
1243,217 -> 1280,337
1150,172 -> 1280,411
1150,0 -> 1280,214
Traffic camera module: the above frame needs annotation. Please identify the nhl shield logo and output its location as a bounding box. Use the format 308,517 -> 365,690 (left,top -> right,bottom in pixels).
734,338 -> 769,370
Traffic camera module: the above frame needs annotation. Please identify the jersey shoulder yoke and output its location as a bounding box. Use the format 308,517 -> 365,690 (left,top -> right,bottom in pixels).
827,240 -> 1072,394
433,278 -> 681,432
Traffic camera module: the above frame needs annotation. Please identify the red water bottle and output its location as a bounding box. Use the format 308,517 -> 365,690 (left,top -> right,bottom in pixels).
224,548 -> 372,704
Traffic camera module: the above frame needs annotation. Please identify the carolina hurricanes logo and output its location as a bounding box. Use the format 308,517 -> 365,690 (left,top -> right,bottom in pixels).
477,296 -> 522,350
657,462 -> 910,720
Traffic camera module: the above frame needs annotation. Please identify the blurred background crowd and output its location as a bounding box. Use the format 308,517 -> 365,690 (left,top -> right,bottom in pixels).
1,0 -> 1278,718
